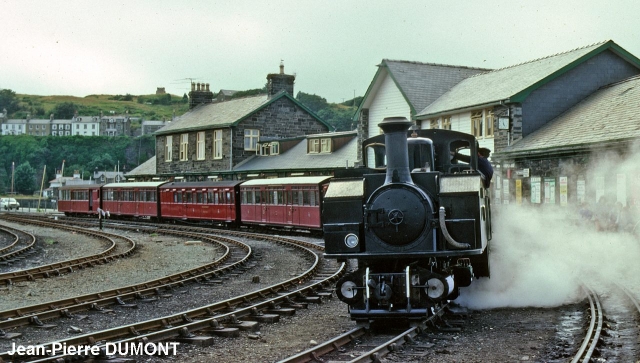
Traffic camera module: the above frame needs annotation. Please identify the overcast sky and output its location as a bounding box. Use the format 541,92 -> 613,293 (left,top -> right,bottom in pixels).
2,0 -> 639,103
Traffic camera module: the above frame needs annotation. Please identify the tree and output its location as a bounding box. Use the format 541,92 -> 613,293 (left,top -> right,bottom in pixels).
52,102 -> 77,119
14,161 -> 36,195
0,89 -> 20,114
295,92 -> 328,113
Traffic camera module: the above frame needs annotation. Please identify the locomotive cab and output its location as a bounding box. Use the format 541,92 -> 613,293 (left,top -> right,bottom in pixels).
323,117 -> 491,321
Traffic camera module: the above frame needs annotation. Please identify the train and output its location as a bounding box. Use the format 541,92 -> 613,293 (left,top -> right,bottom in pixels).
59,116 -> 491,323
58,176 -> 330,231
322,117 -> 491,322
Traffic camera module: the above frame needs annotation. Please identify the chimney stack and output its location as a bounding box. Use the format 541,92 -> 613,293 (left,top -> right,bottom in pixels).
188,81 -> 214,109
267,61 -> 295,97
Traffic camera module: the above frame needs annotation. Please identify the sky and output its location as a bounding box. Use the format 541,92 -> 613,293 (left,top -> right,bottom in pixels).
2,0 -> 640,103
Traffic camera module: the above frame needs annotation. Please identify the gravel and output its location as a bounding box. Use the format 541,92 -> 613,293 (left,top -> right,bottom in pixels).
0,219 -> 588,362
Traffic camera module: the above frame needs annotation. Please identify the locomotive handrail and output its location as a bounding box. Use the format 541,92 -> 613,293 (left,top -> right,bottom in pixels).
438,207 -> 471,249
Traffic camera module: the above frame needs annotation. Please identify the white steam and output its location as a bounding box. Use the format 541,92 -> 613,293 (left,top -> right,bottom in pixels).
457,142 -> 640,310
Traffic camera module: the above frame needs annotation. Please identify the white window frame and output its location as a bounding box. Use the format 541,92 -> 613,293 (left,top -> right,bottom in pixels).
244,129 -> 259,151
471,111 -> 483,138
179,133 -> 188,161
309,139 -> 320,153
165,135 -> 173,162
270,142 -> 279,155
213,130 -> 223,159
484,109 -> 494,137
196,131 -> 205,160
320,138 -> 331,153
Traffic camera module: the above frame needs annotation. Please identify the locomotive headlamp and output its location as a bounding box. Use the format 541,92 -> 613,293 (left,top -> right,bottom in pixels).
344,233 -> 359,248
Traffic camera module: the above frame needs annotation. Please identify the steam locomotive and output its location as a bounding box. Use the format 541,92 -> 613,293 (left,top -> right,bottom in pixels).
323,117 -> 491,321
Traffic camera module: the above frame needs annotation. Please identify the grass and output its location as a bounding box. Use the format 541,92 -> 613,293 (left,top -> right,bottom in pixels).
16,94 -> 190,120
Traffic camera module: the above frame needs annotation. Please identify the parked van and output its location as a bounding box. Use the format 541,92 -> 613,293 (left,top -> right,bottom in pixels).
0,198 -> 20,210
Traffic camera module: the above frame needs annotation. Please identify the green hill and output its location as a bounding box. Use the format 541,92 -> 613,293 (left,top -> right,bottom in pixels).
12,93 -> 189,120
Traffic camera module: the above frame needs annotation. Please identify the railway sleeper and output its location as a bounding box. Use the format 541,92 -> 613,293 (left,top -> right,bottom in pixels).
175,328 -> 215,347
204,319 -> 240,337
227,314 -> 260,332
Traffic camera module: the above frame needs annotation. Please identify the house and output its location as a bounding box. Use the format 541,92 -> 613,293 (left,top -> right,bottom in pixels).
493,74 -> 640,206
233,131 -> 358,179
411,40 -> 640,206
415,40 -> 640,154
354,60 -> 489,161
216,89 -> 239,102
71,114 -> 100,136
154,64 -> 332,181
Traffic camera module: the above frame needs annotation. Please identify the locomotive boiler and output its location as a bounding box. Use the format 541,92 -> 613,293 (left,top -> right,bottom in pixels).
323,116 -> 491,322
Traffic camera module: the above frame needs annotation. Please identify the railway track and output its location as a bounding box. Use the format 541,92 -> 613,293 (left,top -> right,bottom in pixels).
0,225 -> 37,266
279,304 -> 454,363
0,220 -> 345,362
0,230 -> 249,330
0,215 -> 136,285
571,283 -> 640,363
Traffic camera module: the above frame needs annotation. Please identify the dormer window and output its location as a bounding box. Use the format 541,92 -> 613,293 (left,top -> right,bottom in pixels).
258,142 -> 281,156
309,138 -> 331,154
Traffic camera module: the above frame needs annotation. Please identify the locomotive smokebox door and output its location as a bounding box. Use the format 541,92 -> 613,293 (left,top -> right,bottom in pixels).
366,185 -> 431,245
363,117 -> 436,253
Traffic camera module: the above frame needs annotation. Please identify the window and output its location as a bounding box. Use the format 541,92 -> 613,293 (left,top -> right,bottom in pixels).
52,124 -> 57,130
179,134 -> 188,161
165,135 -> 173,162
84,124 -> 87,129
430,119 -> 439,129
260,143 -> 270,156
270,142 -> 279,155
196,131 -> 205,160
442,116 -> 451,130
309,139 -> 320,153
471,111 -> 483,137
321,138 -> 331,153
244,129 -> 259,151
484,109 -> 494,137
213,130 -> 222,159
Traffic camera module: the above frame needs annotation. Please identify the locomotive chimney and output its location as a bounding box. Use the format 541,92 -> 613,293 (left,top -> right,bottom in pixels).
379,116 -> 413,185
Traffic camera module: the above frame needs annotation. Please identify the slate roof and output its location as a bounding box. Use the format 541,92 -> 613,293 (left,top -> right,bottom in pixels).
417,40 -> 640,117
234,133 -> 358,172
156,91 -> 330,135
498,75 -> 640,157
126,156 -> 157,176
385,60 -> 490,114
358,60 -> 490,118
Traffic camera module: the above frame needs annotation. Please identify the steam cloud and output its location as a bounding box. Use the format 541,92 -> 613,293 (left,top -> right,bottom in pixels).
457,142 -> 640,309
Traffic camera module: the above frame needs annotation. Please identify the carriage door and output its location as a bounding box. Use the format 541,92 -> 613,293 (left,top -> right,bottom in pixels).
287,187 -> 301,225
260,188 -> 269,222
89,189 -> 95,211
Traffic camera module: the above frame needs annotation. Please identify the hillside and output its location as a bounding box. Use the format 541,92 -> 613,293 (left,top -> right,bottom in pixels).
14,93 -> 189,121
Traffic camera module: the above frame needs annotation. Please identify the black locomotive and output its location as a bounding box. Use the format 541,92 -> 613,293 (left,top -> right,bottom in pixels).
323,116 -> 491,321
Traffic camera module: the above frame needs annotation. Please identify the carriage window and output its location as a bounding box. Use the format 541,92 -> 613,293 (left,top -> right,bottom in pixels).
255,190 -> 261,204
138,191 -> 145,202
175,192 -> 182,203
226,191 -> 233,203
186,192 -> 193,203
197,192 -> 203,203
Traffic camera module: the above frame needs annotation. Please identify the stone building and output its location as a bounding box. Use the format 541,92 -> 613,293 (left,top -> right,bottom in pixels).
154,64 -> 331,180
358,40 -> 640,208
